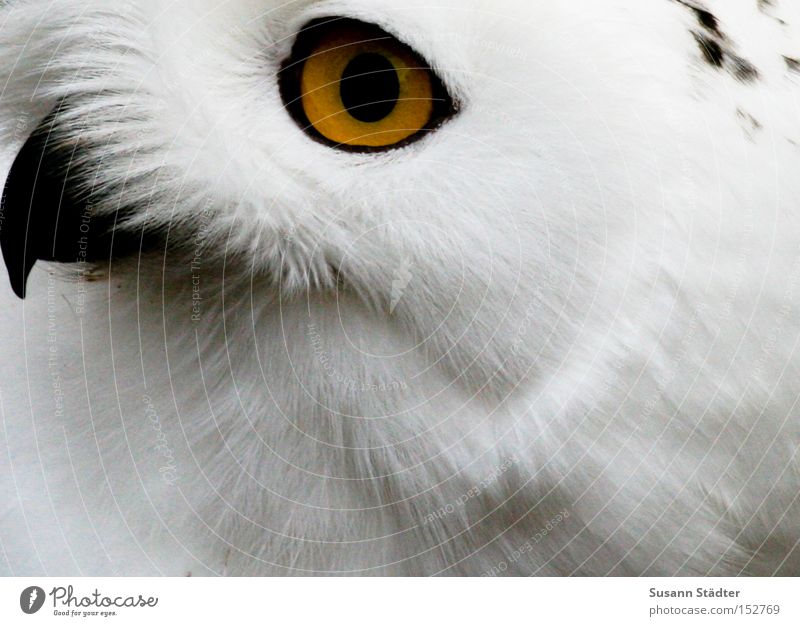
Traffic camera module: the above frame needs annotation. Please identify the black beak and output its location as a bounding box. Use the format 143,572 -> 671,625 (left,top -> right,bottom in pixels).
1,108 -> 150,298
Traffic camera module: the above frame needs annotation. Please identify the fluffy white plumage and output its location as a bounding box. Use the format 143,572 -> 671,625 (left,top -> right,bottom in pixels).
0,0 -> 799,575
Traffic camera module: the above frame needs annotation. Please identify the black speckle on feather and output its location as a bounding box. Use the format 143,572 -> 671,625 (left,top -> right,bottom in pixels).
672,0 -> 760,83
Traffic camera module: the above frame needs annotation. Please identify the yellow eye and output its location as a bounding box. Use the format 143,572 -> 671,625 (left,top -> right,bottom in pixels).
281,19 -> 454,150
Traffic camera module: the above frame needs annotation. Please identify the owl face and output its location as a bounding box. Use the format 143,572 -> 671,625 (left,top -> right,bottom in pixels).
0,0 -> 736,392
5,0 -> 800,577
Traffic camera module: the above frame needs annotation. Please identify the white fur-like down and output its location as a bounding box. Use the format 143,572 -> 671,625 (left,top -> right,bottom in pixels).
1,0 -> 799,575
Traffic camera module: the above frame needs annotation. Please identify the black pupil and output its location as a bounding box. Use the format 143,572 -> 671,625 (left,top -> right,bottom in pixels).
340,53 -> 400,123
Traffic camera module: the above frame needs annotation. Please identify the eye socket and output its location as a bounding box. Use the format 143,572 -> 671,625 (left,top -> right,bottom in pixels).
280,18 -> 455,150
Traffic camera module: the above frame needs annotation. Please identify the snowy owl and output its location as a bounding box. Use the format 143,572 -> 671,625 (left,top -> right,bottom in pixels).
1,0 -> 799,576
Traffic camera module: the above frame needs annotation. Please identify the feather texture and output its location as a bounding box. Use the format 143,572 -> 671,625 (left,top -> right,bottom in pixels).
0,0 -> 799,575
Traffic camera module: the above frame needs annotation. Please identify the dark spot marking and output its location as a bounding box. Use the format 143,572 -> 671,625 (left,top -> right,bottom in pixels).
673,0 -> 760,83
784,56 -> 800,73
736,108 -> 763,141
692,7 -> 721,34
693,32 -> 724,67
758,0 -> 788,26
674,0 -> 723,36
729,54 -> 760,82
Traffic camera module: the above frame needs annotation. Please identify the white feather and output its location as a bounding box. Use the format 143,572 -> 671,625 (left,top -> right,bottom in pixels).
0,0 -> 798,575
